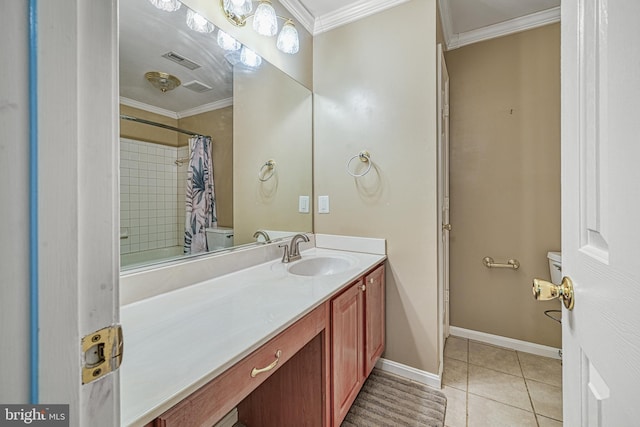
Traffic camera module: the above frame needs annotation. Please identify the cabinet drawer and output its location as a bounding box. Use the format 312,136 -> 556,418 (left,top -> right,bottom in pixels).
155,303 -> 327,427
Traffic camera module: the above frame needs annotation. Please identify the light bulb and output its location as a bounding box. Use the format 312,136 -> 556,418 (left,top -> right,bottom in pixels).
223,0 -> 252,16
217,30 -> 241,51
276,21 -> 299,54
240,46 -> 262,68
252,1 -> 277,37
232,0 -> 252,15
148,0 -> 181,12
186,9 -> 214,33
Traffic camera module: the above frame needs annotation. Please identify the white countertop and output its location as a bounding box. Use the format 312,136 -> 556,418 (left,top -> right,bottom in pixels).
120,247 -> 386,426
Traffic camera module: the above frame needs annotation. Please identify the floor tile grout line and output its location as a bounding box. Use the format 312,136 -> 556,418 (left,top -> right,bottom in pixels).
517,350 -> 541,427
465,337 -> 469,427
446,336 -> 562,426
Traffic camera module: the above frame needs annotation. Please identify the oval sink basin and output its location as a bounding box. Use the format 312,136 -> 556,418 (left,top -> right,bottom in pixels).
288,256 -> 353,277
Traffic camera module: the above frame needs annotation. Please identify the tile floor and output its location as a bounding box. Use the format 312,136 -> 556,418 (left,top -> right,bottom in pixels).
441,336 -> 563,427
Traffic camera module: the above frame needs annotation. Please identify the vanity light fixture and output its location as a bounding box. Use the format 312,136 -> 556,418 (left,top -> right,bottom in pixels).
220,0 -> 300,55
148,0 -> 181,12
186,9 -> 215,33
145,71 -> 181,93
252,0 -> 278,36
147,0 -> 265,67
217,30 -> 241,51
276,19 -> 299,54
240,46 -> 262,67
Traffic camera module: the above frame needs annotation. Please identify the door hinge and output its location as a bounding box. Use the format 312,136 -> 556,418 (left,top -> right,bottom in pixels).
81,324 -> 123,384
445,290 -> 450,303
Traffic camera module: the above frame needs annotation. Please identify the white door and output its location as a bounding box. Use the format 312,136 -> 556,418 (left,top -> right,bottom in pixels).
437,44 -> 451,375
37,1 -> 120,426
561,0 -> 640,424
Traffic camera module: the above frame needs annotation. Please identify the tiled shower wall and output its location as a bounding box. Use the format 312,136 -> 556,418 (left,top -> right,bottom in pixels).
177,145 -> 189,247
120,138 -> 182,254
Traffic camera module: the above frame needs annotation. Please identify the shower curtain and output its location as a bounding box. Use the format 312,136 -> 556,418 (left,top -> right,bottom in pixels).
184,135 -> 217,254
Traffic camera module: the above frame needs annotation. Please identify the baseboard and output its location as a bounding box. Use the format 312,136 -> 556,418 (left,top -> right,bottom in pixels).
449,326 -> 561,360
375,358 -> 441,389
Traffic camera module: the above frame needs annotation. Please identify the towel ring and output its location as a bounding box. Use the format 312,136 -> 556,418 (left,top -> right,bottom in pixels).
258,159 -> 276,182
346,150 -> 372,177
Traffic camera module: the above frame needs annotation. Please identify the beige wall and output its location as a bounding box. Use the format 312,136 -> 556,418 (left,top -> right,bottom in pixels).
445,24 -> 562,347
179,107 -> 234,227
314,0 -> 440,373
120,104 -> 178,146
234,64 -> 313,245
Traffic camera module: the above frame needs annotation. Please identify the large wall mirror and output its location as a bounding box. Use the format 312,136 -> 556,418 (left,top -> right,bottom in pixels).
119,0 -> 313,270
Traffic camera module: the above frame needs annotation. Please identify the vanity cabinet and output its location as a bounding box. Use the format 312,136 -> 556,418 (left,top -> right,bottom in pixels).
153,303 -> 328,427
148,262 -> 385,427
331,263 -> 385,426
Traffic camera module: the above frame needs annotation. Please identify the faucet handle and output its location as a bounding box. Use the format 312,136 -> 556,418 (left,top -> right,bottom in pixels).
278,243 -> 290,263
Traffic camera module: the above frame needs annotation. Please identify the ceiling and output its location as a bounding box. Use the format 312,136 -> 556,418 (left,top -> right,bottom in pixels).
120,0 -> 235,116
287,0 -> 560,44
120,0 -> 560,115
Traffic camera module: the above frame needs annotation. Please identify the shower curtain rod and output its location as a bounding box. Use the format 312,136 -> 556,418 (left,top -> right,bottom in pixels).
120,114 -> 211,139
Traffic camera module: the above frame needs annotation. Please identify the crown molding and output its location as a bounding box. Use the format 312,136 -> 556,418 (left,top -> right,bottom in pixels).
278,0 -> 315,35
119,97 -> 178,119
437,0 -> 455,51
177,98 -> 233,118
313,0 -> 410,35
447,6 -> 560,50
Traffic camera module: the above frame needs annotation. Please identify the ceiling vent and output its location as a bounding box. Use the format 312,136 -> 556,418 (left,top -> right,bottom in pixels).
161,51 -> 201,70
183,80 -> 213,93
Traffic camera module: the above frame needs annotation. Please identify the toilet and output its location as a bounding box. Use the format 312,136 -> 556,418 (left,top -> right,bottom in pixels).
547,251 -> 562,284
205,227 -> 234,251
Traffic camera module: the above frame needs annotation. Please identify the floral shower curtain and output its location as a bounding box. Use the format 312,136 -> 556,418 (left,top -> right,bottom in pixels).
184,135 -> 217,254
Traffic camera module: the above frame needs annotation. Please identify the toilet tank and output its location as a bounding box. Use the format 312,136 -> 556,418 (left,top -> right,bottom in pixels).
547,251 -> 562,285
206,227 -> 234,251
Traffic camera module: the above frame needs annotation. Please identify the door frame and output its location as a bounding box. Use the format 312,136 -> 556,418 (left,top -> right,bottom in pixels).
37,1 -> 120,425
436,43 -> 451,378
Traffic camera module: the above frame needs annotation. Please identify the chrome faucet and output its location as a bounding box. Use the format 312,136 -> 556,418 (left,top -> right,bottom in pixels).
288,233 -> 310,262
253,230 -> 271,243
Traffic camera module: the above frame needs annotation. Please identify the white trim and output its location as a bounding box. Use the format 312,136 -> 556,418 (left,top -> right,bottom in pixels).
279,0 -> 315,35
313,0 -> 410,35
447,6 -> 560,50
375,358 -> 441,389
119,96 -> 178,119
449,326 -> 562,360
437,0 -> 455,50
177,97 -> 234,118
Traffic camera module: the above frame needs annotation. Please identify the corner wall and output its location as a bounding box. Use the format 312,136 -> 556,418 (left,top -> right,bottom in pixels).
445,24 -> 561,347
313,0 -> 440,374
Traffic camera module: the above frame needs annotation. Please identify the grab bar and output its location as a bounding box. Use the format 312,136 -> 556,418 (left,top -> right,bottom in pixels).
483,256 -> 520,270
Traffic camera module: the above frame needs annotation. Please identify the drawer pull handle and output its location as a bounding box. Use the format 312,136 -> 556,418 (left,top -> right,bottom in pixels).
251,350 -> 282,378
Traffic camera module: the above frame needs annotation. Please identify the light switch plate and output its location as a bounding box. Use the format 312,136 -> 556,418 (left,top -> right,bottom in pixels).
318,195 -> 330,214
298,195 -> 310,213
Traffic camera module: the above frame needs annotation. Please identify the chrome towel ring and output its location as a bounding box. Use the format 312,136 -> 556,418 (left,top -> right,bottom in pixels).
258,159 -> 276,182
346,150 -> 372,177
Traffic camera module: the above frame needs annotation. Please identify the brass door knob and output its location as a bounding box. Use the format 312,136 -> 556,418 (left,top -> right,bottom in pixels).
532,277 -> 575,310
443,223 -> 452,231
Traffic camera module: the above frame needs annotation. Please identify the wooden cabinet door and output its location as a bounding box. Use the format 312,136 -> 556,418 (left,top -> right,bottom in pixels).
331,280 -> 364,426
364,265 -> 385,377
